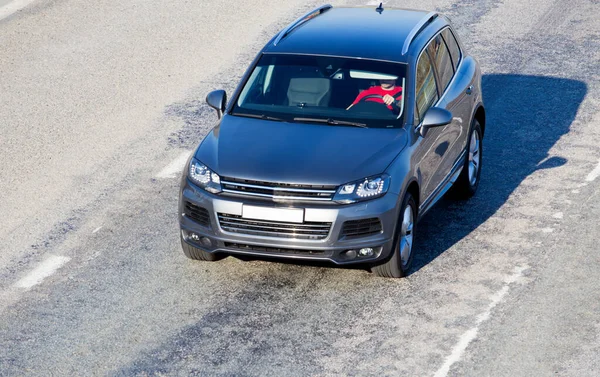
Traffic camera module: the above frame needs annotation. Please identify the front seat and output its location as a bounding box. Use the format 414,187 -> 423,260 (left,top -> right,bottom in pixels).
286,78 -> 331,107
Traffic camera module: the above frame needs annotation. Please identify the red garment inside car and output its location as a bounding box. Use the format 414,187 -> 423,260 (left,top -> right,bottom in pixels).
351,86 -> 403,110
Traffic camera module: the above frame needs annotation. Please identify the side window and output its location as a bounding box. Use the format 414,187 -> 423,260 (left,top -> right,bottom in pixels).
237,66 -> 265,106
427,34 -> 454,93
442,28 -> 462,71
415,51 -> 439,123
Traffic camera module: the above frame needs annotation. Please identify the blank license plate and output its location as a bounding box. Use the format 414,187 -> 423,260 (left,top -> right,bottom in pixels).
242,205 -> 304,223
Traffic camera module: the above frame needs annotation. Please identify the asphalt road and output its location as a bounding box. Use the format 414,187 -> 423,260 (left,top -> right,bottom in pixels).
1,0 -> 599,376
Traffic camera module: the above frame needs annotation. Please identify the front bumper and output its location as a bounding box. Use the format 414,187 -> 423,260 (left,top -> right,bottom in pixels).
179,180 -> 401,265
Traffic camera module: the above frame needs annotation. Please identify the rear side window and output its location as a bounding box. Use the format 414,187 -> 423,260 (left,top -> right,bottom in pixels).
415,52 -> 438,123
442,28 -> 462,70
427,34 -> 454,93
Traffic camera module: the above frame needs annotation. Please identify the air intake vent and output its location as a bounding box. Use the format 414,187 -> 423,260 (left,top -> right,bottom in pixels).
341,218 -> 382,238
218,213 -> 331,240
184,202 -> 210,227
225,243 -> 325,255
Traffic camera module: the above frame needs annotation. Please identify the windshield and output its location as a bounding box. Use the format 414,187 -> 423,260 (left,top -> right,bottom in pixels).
232,54 -> 408,128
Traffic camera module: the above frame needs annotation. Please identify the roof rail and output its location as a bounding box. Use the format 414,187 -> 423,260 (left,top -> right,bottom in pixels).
401,11 -> 438,55
272,4 -> 333,46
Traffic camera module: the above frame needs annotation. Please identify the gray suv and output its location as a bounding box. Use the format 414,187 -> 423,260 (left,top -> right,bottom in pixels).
178,4 -> 485,278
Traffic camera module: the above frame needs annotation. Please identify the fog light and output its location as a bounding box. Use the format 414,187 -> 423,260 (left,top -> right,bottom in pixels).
189,233 -> 200,242
359,248 -> 374,257
344,249 -> 357,259
201,237 -> 212,247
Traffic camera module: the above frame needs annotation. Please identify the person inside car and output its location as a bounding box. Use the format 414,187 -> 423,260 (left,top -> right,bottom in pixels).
346,79 -> 403,111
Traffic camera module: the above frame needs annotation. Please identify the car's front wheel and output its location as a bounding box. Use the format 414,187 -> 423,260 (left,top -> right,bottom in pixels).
372,192 -> 417,278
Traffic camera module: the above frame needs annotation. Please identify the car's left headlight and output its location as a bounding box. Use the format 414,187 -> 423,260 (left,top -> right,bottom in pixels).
188,158 -> 222,194
333,174 -> 391,203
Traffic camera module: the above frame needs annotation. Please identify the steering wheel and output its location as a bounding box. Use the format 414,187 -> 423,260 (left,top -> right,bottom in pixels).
354,94 -> 401,114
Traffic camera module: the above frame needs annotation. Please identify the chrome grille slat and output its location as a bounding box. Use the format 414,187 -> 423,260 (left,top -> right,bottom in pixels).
218,214 -> 332,240
221,228 -> 322,238
220,224 -> 329,234
222,189 -> 333,201
220,177 -> 337,201
221,181 -> 336,194
219,218 -> 330,229
220,224 -> 330,234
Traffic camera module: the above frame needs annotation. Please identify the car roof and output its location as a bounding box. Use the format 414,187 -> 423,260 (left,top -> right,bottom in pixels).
262,6 -> 439,63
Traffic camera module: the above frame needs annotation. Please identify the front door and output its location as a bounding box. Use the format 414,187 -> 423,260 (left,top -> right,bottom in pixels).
412,46 -> 445,201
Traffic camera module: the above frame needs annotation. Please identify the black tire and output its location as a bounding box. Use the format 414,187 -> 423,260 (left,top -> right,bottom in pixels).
452,120 -> 483,199
372,192 -> 417,278
181,235 -> 224,262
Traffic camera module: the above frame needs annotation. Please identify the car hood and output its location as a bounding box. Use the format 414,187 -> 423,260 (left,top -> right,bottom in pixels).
195,115 -> 408,186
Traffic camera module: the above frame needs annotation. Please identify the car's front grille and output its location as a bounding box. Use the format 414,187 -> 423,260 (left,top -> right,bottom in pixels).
341,218 -> 382,238
184,202 -> 210,227
220,177 -> 337,201
224,242 -> 326,255
217,213 -> 331,240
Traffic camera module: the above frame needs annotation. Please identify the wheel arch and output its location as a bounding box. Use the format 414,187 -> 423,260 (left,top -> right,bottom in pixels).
405,179 -> 421,211
473,104 -> 486,136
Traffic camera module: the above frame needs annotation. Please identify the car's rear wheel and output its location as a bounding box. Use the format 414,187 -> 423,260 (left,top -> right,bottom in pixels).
372,193 -> 417,278
452,120 -> 483,199
181,235 -> 224,261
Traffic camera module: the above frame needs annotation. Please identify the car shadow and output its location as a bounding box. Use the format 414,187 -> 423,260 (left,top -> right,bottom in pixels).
410,73 -> 587,274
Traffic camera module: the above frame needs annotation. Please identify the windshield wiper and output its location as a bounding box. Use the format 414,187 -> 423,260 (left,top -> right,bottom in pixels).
293,117 -> 367,128
232,112 -> 286,122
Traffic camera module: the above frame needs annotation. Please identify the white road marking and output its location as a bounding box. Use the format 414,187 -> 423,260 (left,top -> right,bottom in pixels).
0,0 -> 38,21
553,212 -> 564,219
156,151 -> 191,179
434,265 -> 529,377
585,159 -> 600,182
14,255 -> 70,289
92,226 -> 103,234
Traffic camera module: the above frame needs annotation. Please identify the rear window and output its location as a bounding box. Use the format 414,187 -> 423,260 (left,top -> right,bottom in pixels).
232,54 -> 408,128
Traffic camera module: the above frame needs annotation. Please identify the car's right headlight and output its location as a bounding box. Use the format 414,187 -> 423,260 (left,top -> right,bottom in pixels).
188,158 -> 222,194
333,174 -> 391,203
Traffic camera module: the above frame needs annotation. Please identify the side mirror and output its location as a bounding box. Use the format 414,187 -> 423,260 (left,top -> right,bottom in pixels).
206,90 -> 227,119
419,107 -> 453,136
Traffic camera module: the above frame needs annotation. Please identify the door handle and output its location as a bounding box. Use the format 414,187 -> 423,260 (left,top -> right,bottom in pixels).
466,85 -> 473,95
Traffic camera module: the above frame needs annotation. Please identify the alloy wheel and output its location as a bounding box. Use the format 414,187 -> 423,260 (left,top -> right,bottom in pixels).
468,130 -> 481,186
399,205 -> 414,267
